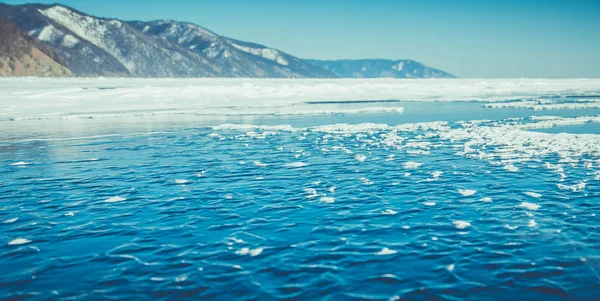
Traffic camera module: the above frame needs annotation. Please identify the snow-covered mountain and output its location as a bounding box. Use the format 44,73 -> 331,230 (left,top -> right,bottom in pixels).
0,3 -> 335,78
0,17 -> 72,77
305,59 -> 455,78
0,3 -> 453,78
128,20 -> 334,78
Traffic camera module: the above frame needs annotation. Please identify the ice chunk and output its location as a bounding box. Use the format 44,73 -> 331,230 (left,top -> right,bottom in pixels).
504,164 -> 519,172
376,247 -> 397,255
253,161 -> 267,167
8,238 -> 31,245
423,201 -> 436,207
305,188 -> 318,199
249,248 -> 263,256
10,161 -> 30,166
447,263 -> 455,272
3,218 -> 18,223
403,161 -> 423,169
528,220 -> 537,227
519,202 -> 540,211
458,189 -> 476,197
286,162 -> 307,168
355,154 -> 367,162
453,220 -> 471,229
524,192 -> 542,198
480,197 -> 492,202
319,197 -> 335,203
174,179 -> 189,184
382,209 -> 397,215
236,247 -> 263,257
104,196 -> 126,203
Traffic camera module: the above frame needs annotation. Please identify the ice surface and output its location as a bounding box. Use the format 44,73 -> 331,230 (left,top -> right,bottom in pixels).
2,78 -> 600,120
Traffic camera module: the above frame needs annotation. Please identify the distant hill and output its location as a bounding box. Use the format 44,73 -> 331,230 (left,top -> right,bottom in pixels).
0,17 -> 72,77
305,59 -> 455,78
0,3 -> 453,78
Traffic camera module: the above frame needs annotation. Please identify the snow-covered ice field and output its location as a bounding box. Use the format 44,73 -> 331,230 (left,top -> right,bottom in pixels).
1,78 -> 600,120
1,78 -> 600,300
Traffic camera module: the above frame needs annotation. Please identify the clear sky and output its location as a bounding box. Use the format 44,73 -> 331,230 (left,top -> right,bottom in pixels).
2,0 -> 600,78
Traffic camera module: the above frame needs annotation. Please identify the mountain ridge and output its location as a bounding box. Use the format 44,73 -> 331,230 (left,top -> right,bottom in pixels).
306,59 -> 455,78
0,3 -> 454,78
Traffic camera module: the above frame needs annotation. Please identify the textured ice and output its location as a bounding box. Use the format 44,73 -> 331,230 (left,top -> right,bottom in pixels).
484,99 -> 600,110
2,78 -> 600,300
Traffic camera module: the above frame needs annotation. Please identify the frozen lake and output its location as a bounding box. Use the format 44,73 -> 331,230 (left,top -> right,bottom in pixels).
1,78 -> 600,300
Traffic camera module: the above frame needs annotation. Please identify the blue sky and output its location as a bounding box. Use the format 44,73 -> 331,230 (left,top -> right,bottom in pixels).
3,0 -> 600,78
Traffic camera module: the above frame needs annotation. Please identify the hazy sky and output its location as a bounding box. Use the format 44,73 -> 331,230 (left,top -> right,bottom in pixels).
3,0 -> 600,78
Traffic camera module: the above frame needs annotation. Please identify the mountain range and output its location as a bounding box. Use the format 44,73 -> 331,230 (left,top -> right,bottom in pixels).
0,3 -> 454,78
